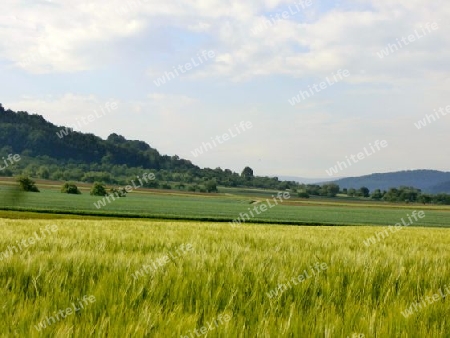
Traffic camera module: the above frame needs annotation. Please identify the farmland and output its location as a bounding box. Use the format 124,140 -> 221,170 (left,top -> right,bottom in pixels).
1,181 -> 449,227
1,218 -> 450,337
1,178 -> 450,337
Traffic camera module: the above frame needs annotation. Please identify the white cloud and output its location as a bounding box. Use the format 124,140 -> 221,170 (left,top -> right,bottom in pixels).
1,0 -> 450,177
2,0 -> 448,84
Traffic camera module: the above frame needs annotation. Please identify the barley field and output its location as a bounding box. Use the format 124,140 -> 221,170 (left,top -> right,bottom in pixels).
1,218 -> 450,337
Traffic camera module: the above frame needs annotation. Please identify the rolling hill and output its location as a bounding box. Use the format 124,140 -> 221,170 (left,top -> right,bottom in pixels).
331,170 -> 450,193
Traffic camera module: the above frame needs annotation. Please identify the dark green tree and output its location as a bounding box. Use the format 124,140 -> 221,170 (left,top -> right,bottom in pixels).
17,175 -> 39,192
37,166 -> 50,179
347,188 -> 356,197
418,194 -> 432,205
370,189 -> 383,200
205,179 -> 218,193
298,192 -> 310,198
143,180 -> 159,189
110,187 -> 126,197
241,167 -> 254,180
61,182 -> 81,194
359,186 -> 370,197
90,182 -> 107,196
320,183 -> 340,197
161,182 -> 172,189
306,185 -> 321,196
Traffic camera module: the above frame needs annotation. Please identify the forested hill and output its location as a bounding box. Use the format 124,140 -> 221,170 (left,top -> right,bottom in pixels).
0,103 -> 196,171
331,170 -> 450,194
0,104 -> 293,190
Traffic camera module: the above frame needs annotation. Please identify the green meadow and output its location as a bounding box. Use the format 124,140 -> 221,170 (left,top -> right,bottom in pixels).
1,218 -> 450,337
1,187 -> 449,227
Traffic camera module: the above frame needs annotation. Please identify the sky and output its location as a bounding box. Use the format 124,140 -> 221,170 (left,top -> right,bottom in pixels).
0,0 -> 449,178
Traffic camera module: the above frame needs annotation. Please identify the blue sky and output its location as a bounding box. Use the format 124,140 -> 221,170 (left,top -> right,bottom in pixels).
1,0 -> 449,178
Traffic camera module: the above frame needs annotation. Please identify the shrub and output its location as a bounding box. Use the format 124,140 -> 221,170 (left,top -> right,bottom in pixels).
90,182 -> 107,196
17,175 -> 39,192
161,183 -> 172,190
143,180 -> 159,189
298,192 -> 310,199
110,187 -> 127,197
175,183 -> 186,190
61,182 -> 81,194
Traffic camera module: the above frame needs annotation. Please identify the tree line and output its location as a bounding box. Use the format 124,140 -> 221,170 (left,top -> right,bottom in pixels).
298,184 -> 450,205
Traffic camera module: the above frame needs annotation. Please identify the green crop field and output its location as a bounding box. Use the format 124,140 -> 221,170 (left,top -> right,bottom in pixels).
1,218 -> 450,337
1,187 -> 449,227
2,178 -> 449,337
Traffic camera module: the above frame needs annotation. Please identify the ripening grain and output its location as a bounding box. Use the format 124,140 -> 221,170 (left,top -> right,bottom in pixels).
1,219 -> 450,337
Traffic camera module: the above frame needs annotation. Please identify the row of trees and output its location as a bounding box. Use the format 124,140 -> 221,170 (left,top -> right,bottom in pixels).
295,184 -> 450,205
368,186 -> 450,204
14,176 -> 219,196
0,154 -> 293,191
295,184 -> 368,198
294,183 -> 340,197
344,185 -> 450,205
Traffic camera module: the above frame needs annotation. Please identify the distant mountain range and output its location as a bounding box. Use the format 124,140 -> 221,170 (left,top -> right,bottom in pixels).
281,171 -> 450,194
329,170 -> 450,194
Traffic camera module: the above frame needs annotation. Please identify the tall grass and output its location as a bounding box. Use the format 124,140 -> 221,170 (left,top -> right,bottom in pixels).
1,219 -> 450,337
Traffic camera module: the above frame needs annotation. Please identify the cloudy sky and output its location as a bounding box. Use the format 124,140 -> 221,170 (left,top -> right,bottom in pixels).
1,0 -> 449,178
